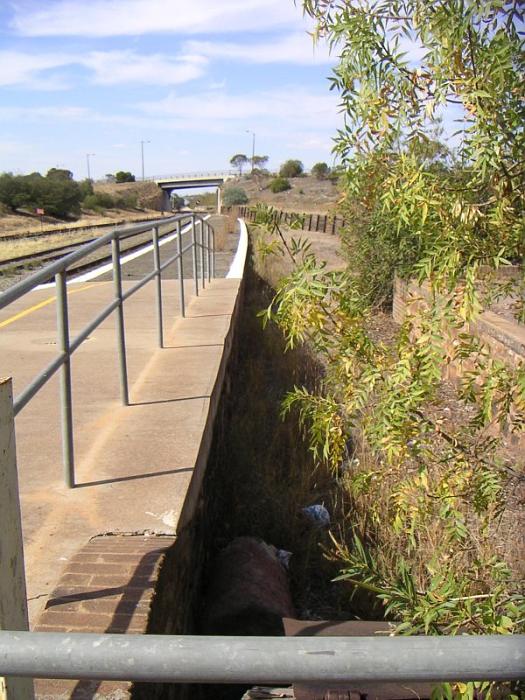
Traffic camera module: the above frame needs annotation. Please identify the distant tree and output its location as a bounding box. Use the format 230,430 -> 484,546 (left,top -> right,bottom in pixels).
311,162 -> 330,179
230,154 -> 249,176
78,179 -> 94,199
279,159 -> 304,178
46,168 -> 74,181
0,171 -> 81,217
251,155 -> 269,170
223,186 -> 248,206
269,177 -> 291,193
105,173 -> 116,183
115,171 -> 136,183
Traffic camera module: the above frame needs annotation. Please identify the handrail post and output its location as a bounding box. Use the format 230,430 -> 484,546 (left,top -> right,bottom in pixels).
176,220 -> 185,318
56,271 -> 75,489
206,224 -> 211,283
111,237 -> 129,406
199,220 -> 206,290
191,216 -> 199,297
211,227 -> 216,278
152,226 -> 163,348
0,378 -> 35,700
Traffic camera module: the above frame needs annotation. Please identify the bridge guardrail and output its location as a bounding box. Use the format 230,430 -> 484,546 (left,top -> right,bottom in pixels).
0,213 -> 215,488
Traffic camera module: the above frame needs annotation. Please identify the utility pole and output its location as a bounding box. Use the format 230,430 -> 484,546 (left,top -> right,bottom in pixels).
141,140 -> 151,181
246,130 -> 256,173
86,153 -> 95,181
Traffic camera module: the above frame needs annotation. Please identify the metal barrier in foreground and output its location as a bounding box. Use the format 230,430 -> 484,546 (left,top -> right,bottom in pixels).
0,631 -> 523,684
0,213 -> 216,489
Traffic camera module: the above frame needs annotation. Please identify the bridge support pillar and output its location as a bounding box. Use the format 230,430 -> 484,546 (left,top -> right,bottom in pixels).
160,190 -> 171,213
216,186 -> 222,214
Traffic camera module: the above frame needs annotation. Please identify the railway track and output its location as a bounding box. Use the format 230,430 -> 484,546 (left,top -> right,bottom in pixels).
0,218 -> 189,283
0,213 -> 165,243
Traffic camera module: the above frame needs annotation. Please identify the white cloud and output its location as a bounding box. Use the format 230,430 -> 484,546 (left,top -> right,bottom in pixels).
184,32 -> 334,65
0,49 -> 207,88
0,50 -> 72,89
82,51 -> 207,86
11,0 -> 301,37
137,86 -> 341,130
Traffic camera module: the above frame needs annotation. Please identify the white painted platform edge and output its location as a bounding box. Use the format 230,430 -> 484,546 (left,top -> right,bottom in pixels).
226,219 -> 248,280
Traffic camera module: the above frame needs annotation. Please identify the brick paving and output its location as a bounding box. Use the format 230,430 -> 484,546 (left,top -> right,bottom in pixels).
34,533 -> 175,699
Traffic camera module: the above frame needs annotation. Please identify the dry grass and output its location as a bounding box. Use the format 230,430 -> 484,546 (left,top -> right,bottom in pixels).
230,173 -> 342,214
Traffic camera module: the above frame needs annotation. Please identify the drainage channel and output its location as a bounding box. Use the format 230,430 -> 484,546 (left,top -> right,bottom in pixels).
136,254 -> 345,700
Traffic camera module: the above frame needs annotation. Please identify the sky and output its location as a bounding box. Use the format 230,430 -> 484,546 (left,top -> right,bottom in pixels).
0,0 -> 341,181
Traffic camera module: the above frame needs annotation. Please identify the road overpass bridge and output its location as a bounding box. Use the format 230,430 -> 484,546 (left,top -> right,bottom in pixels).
152,171 -> 236,212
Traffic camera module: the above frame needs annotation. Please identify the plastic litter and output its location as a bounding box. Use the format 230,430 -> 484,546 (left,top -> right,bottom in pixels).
276,549 -> 293,569
301,504 -> 330,527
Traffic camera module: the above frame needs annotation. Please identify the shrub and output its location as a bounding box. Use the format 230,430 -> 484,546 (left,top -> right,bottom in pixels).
115,171 -> 135,183
114,193 -> 138,209
311,162 -> 330,179
83,192 -> 115,210
279,159 -> 304,178
0,171 -> 82,218
269,177 -> 291,193
223,186 -> 249,206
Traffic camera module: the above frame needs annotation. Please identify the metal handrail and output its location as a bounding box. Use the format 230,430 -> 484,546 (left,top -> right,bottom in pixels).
0,213 -> 216,488
0,631 -> 523,684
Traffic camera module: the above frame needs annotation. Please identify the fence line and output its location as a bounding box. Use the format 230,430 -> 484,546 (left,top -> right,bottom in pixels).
237,206 -> 346,234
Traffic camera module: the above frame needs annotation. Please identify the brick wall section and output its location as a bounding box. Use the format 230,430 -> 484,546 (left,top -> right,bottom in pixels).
33,533 -> 175,700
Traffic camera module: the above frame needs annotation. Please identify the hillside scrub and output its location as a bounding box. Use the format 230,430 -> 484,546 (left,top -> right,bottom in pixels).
253,1 -> 525,697
279,160 -> 304,178
223,186 -> 248,206
0,171 -> 82,218
269,177 -> 292,193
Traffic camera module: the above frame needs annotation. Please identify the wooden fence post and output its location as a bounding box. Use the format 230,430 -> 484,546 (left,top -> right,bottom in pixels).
0,378 -> 34,700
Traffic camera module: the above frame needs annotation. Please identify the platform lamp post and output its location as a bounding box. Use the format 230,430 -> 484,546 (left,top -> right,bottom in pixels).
86,153 -> 95,181
141,140 -> 150,181
246,130 -> 255,173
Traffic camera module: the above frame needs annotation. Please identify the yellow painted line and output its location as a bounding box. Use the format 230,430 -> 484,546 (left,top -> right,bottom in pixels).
0,283 -> 100,329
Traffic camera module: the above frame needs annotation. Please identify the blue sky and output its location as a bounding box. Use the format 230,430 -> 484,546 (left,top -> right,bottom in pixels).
0,1 -> 341,180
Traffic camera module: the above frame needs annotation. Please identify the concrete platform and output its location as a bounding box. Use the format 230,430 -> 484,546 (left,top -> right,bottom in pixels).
0,274 -> 242,624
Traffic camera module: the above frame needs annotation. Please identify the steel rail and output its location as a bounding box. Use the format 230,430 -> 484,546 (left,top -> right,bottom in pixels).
0,632 -> 523,684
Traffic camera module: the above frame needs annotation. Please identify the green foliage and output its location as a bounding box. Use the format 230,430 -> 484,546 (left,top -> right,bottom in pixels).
280,159 -> 304,178
230,153 -> 249,176
252,155 -> 269,170
253,0 -> 524,690
0,171 -> 82,218
46,168 -> 73,181
311,162 -> 330,179
223,186 -> 249,206
269,177 -> 292,193
78,179 -> 94,200
115,170 -> 135,183
82,192 -> 115,211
